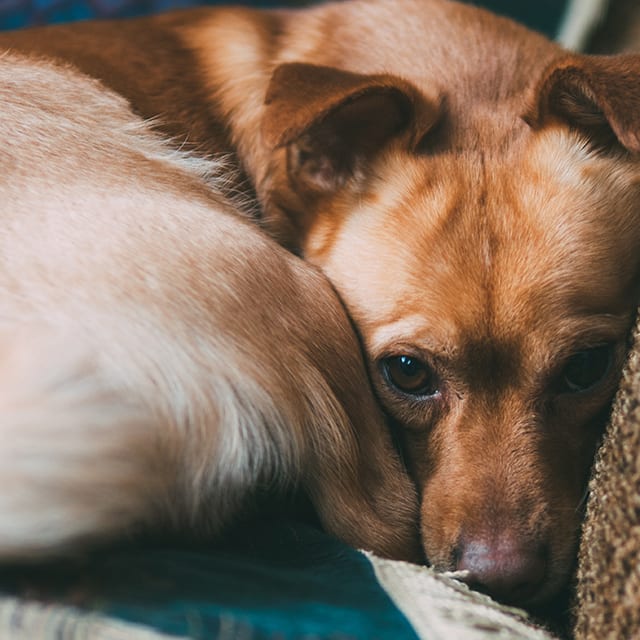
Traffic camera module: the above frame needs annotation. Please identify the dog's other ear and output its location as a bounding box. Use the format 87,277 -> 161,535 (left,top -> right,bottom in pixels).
526,55 -> 640,153
260,63 -> 439,246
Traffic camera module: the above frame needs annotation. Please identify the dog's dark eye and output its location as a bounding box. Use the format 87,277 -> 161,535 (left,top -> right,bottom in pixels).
382,355 -> 438,396
560,345 -> 613,393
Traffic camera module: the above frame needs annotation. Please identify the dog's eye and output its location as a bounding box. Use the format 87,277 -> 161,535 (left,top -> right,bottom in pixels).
382,355 -> 438,396
560,345 -> 613,393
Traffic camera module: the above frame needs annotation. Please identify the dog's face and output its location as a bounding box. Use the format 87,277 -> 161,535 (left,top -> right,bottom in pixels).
260,55 -> 640,605
305,137 -> 636,606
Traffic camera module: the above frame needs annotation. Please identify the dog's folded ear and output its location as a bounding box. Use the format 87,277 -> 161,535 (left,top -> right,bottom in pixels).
262,62 -> 439,195
260,63 -> 440,247
525,55 -> 640,153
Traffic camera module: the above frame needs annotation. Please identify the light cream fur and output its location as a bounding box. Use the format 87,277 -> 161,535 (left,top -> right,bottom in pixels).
0,54 -> 420,560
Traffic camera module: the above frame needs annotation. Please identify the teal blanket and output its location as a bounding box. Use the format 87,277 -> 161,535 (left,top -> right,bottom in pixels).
0,520 -> 418,640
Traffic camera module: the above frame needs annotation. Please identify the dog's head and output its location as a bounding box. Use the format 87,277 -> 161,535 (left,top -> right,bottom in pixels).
259,55 -> 640,605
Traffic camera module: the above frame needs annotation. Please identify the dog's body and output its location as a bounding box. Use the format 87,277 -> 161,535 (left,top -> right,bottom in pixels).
0,53 -> 421,561
2,0 -> 640,606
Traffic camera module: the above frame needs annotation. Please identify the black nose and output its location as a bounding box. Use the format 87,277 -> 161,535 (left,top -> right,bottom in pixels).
455,534 -> 547,604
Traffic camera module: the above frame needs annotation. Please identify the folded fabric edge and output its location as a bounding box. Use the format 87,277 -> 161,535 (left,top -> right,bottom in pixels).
362,552 -> 559,640
0,595 -> 187,640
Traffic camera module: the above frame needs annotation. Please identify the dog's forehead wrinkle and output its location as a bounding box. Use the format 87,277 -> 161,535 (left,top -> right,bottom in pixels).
353,158 -> 525,368
412,155 -> 509,319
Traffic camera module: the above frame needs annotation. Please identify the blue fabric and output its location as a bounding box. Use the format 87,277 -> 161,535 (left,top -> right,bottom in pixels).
0,0 -> 573,36
0,0 -> 291,29
0,520 -> 419,640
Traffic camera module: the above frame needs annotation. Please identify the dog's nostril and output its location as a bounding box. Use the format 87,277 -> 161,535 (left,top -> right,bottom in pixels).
455,536 -> 546,604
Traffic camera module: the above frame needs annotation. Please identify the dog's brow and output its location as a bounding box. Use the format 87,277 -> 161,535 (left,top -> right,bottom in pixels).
368,316 -> 452,356
551,314 -> 633,351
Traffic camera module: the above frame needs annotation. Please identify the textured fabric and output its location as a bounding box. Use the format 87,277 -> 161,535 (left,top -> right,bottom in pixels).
0,521 -> 420,640
575,311 -> 640,639
0,523 -> 559,640
367,555 -> 557,640
0,597 -> 186,640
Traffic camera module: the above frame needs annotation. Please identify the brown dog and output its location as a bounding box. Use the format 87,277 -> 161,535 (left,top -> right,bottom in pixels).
2,0 -> 640,606
0,53 -> 420,562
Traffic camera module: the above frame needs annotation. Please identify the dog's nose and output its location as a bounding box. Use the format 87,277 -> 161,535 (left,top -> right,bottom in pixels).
455,535 -> 546,603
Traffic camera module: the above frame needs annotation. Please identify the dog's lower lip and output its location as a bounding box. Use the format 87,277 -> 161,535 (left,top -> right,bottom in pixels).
456,571 -> 551,607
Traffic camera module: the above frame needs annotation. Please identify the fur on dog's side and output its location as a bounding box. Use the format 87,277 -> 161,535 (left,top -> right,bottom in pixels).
0,54 -> 420,561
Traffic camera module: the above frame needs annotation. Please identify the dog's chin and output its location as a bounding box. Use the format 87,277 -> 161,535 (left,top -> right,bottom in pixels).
430,559 -> 571,609
493,558 -> 574,609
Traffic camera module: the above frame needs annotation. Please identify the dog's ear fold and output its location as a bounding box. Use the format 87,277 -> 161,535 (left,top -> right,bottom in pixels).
262,62 -> 439,196
526,55 -> 640,153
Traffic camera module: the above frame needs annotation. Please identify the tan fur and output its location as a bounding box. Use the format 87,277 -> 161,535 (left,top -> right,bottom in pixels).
0,53 -> 421,561
1,0 -> 640,606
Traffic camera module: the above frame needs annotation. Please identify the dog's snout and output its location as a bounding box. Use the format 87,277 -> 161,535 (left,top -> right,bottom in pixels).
455,535 -> 547,604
